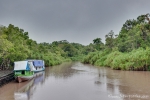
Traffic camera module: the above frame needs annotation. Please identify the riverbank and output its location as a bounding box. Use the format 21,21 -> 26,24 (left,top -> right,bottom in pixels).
82,48 -> 150,71
0,70 -> 14,87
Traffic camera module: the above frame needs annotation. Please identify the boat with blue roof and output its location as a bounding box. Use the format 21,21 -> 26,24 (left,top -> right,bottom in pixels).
14,60 -> 45,83
27,60 -> 45,73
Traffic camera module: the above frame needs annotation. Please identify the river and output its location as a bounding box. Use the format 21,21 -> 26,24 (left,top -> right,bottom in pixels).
0,62 -> 150,100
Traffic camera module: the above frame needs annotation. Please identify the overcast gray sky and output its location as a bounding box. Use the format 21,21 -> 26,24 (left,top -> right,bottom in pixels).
0,0 -> 150,45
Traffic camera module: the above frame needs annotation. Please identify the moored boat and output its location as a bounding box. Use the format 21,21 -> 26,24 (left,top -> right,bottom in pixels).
14,61 -> 34,83
27,60 -> 45,73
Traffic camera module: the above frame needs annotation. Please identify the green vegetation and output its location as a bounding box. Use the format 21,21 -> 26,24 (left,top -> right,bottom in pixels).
83,48 -> 150,71
0,24 -> 89,70
83,13 -> 150,71
1,13 -> 150,71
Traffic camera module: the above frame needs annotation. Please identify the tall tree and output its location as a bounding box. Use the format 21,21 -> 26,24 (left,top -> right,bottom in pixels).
93,38 -> 104,50
105,30 -> 116,50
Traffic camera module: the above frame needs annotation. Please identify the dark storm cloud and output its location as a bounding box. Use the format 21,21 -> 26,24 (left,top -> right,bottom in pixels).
0,0 -> 150,45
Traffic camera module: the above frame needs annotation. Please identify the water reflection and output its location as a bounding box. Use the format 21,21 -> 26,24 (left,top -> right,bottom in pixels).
14,71 -> 45,100
45,62 -> 77,79
95,67 -> 150,100
1,62 -> 150,100
118,71 -> 150,100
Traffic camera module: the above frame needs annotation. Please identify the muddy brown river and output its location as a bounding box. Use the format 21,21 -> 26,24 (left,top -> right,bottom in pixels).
0,62 -> 150,100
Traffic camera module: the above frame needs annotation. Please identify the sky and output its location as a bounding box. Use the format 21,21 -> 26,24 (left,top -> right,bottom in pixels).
0,0 -> 150,45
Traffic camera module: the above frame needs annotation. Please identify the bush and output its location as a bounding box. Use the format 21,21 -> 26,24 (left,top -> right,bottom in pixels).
104,51 -> 122,67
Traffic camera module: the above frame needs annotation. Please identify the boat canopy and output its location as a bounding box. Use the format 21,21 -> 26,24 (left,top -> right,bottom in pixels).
14,61 -> 30,71
33,60 -> 44,67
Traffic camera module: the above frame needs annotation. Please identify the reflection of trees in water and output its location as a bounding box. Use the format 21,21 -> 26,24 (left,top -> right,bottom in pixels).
95,67 -> 122,95
45,62 -> 77,79
117,71 -> 150,100
95,67 -> 150,100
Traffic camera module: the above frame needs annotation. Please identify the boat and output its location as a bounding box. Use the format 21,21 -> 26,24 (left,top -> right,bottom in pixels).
27,60 -> 45,73
14,61 -> 34,83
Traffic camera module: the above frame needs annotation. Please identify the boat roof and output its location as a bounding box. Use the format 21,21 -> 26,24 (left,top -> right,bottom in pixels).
33,60 -> 44,67
14,61 -> 30,71
26,59 -> 45,67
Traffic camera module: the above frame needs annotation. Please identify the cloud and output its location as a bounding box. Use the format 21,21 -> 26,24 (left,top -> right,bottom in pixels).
0,0 -> 150,45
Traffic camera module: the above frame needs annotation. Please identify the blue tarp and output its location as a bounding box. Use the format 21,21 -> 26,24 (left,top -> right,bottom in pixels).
33,60 -> 43,67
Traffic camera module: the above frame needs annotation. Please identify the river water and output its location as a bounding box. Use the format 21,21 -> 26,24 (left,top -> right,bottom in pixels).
0,62 -> 150,100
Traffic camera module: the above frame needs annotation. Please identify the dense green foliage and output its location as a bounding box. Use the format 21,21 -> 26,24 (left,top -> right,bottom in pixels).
83,48 -> 150,71
83,13 -> 150,71
0,24 -> 93,70
1,13 -> 150,71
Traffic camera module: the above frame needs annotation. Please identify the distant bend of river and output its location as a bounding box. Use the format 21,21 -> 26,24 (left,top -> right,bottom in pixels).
0,62 -> 150,100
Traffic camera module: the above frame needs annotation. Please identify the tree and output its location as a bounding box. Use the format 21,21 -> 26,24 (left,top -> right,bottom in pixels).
0,26 -> 14,70
62,44 -> 77,57
93,38 -> 104,51
105,30 -> 116,50
93,38 -> 102,44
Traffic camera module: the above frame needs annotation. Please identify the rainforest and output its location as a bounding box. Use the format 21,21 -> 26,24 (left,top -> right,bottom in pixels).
1,13 -> 150,71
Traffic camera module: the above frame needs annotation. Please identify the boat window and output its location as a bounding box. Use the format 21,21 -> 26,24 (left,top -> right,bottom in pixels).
15,71 -> 21,75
